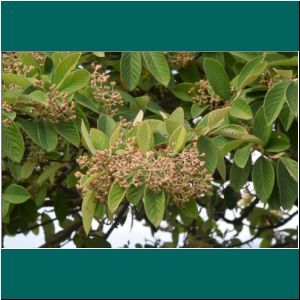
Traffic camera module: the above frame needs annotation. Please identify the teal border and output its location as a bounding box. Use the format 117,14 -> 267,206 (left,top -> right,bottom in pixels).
1,1 -> 299,299
1,1 -> 299,51
1,249 -> 299,299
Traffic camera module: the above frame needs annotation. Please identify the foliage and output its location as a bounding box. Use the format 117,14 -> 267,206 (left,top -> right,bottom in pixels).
1,51 -> 298,248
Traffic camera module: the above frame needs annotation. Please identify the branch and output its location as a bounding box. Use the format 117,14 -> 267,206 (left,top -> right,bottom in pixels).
221,198 -> 260,225
104,202 -> 129,239
227,211 -> 298,248
39,219 -> 82,248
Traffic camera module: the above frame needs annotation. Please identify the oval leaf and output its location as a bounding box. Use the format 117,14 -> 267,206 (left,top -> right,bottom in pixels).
136,121 -> 151,154
203,58 -> 230,100
108,181 -> 126,213
120,52 -> 142,91
230,98 -> 253,120
144,188 -> 165,227
90,128 -> 109,150
252,156 -> 275,201
263,81 -> 290,126
277,160 -> 298,210
169,126 -> 187,153
3,184 -> 31,204
82,190 -> 96,235
2,121 -> 25,163
142,52 -> 170,86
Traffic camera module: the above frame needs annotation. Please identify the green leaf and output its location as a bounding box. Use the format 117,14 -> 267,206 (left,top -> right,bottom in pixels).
191,104 -> 209,118
212,124 -> 247,139
90,128 -> 109,150
237,56 -> 267,90
55,122 -> 80,147
37,120 -> 58,152
108,181 -> 126,213
2,121 -> 25,163
74,93 -> 99,113
277,160 -> 298,210
230,98 -> 253,120
26,90 -> 48,105
34,185 -> 48,208
253,107 -> 272,145
142,52 -> 170,86
37,163 -> 62,185
222,140 -> 247,155
120,52 -> 142,91
54,52 -> 81,86
81,120 -> 96,154
252,156 -> 275,201
216,153 -> 226,181
3,184 -> 31,204
279,103 -> 295,131
126,184 -> 145,205
59,69 -> 90,93
197,136 -> 218,174
207,107 -> 230,132
234,144 -> 251,168
94,203 -> 106,221
54,187 -> 69,222
17,118 -> 41,147
280,157 -> 297,183
203,58 -> 230,100
169,126 -> 187,153
44,56 -> 54,74
136,121 -> 151,154
2,200 -> 10,218
2,73 -> 33,88
132,109 -> 144,126
229,158 -> 251,192
97,113 -> 117,137
82,190 -> 96,235
109,123 -> 122,147
268,182 -> 281,210
144,188 -> 165,227
285,81 -> 298,117
265,132 -> 290,153
171,83 -> 194,101
263,81 -> 290,125
180,200 -> 198,219
19,53 -> 41,70
21,161 -> 36,179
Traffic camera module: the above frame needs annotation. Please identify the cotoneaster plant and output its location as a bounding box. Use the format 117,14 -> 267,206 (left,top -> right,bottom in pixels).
1,51 -> 298,248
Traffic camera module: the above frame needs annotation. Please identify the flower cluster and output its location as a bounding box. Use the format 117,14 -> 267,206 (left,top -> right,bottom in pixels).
188,80 -> 222,110
91,64 -> 125,117
169,52 -> 197,68
2,52 -> 43,76
259,72 -> 280,89
32,84 -> 77,124
2,101 -> 14,128
26,144 -> 47,164
76,138 -> 212,207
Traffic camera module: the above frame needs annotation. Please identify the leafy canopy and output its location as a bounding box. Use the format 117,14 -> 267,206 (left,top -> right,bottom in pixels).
1,51 -> 298,248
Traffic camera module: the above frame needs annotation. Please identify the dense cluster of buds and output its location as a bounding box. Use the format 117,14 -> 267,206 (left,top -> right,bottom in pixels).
169,52 -> 197,68
2,52 -> 41,76
2,101 -> 14,128
91,64 -> 125,117
76,138 -> 212,207
259,72 -> 278,89
32,84 -> 77,124
26,144 -> 47,164
188,80 -> 222,110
